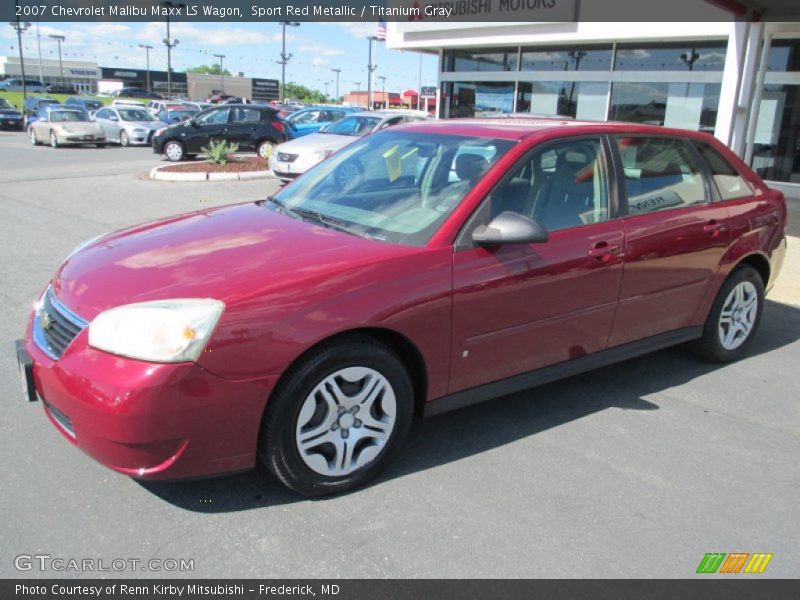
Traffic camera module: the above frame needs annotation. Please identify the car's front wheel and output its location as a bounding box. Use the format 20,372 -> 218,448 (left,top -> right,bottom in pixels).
163,140 -> 185,161
260,336 -> 414,496
50,131 -> 59,148
119,131 -> 130,147
689,265 -> 764,362
29,129 -> 38,145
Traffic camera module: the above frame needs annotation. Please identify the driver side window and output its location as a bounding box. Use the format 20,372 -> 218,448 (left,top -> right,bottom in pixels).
475,137 -> 609,236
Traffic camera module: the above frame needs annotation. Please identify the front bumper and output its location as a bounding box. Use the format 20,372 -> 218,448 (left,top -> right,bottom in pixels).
60,134 -> 106,145
268,154 -> 320,181
0,117 -> 23,130
22,314 -> 278,480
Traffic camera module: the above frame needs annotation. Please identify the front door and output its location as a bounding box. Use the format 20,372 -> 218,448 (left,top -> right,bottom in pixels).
187,107 -> 230,153
608,135 -> 730,346
451,137 -> 624,394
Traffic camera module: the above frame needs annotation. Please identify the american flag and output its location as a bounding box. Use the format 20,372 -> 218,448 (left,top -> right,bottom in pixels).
376,21 -> 387,41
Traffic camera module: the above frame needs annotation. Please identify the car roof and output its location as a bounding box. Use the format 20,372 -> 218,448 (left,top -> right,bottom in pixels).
395,116 -> 713,141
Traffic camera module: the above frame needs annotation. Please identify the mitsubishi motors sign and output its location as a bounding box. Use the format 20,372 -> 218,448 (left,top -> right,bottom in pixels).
388,0 -> 577,23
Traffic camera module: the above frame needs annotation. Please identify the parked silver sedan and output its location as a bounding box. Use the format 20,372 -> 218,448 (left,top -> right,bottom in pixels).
93,106 -> 166,146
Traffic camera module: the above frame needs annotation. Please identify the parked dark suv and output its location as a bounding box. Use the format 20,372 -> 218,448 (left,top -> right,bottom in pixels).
152,104 -> 287,161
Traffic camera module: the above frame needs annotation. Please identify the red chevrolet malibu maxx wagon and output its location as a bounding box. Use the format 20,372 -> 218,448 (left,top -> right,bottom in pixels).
17,118 -> 787,496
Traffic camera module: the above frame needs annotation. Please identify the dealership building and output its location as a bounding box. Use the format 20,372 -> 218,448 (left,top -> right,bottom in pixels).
0,57 -> 279,103
387,1 -> 800,192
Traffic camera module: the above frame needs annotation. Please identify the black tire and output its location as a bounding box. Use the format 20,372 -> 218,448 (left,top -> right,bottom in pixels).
689,265 -> 764,362
50,131 -> 59,148
29,128 -> 39,145
260,336 -> 414,497
163,140 -> 185,161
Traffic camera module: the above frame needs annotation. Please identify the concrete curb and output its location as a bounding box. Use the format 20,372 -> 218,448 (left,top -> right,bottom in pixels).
149,163 -> 273,182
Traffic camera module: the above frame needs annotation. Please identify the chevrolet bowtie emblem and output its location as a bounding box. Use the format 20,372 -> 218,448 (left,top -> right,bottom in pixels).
41,311 -> 53,331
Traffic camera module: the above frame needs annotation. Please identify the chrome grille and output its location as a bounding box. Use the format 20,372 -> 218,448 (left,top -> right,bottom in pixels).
33,288 -> 88,360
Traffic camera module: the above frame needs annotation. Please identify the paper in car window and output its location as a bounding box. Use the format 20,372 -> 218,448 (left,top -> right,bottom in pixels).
383,146 -> 419,182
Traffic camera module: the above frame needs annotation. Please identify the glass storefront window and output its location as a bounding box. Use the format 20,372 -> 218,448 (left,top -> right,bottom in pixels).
609,82 -> 720,133
520,45 -> 612,71
443,49 -> 519,73
442,82 -> 515,118
516,81 -> 608,120
615,43 -> 727,71
767,40 -> 800,72
751,84 -> 800,184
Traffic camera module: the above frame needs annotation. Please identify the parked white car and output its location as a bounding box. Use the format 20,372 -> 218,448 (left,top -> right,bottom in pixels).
111,99 -> 146,108
269,110 -> 428,183
93,106 -> 166,146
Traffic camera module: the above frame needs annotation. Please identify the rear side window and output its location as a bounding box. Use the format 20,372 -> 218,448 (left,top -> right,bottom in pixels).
614,137 -> 706,215
232,108 -> 261,123
693,142 -> 755,201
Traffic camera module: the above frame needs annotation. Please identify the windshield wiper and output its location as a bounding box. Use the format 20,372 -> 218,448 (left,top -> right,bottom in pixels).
290,206 -> 371,238
263,195 -> 300,219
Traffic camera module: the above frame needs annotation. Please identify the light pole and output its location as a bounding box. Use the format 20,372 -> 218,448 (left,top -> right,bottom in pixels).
138,44 -> 153,92
9,6 -> 31,100
378,76 -> 387,109
322,81 -> 330,102
49,34 -> 65,84
163,1 -> 185,99
213,53 -> 225,92
331,68 -> 341,103
35,20 -> 43,84
353,82 -> 361,108
366,35 -> 383,110
277,22 -> 299,103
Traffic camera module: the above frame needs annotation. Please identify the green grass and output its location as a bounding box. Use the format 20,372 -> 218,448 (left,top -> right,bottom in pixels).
0,91 -> 113,111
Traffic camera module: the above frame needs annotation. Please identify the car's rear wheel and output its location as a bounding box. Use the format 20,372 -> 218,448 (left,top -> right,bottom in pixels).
260,336 -> 414,496
256,140 -> 275,159
689,265 -> 764,362
119,131 -> 130,147
50,131 -> 59,148
29,129 -> 38,145
163,140 -> 185,161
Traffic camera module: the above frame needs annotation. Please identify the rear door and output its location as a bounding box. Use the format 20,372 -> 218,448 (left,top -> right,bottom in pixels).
451,136 -> 625,393
608,135 -> 730,346
226,107 -> 263,150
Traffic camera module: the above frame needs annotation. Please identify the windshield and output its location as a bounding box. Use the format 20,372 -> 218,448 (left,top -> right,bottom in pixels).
0,99 -> 13,109
269,130 -> 515,246
322,116 -> 380,137
118,109 -> 155,121
50,111 -> 91,122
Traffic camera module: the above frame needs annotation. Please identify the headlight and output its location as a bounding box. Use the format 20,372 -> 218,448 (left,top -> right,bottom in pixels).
313,149 -> 334,160
154,127 -> 166,137
88,299 -> 224,363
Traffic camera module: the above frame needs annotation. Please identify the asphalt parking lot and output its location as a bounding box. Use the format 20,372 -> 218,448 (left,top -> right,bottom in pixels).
1,130 -> 798,579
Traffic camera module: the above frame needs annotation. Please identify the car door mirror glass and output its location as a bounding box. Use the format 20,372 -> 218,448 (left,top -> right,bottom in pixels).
472,211 -> 549,246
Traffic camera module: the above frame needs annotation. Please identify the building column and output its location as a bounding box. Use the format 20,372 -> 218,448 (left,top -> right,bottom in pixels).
715,21 -> 764,157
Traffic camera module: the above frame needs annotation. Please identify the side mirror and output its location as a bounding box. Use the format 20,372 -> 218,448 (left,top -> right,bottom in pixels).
189,119 -> 199,127
472,211 -> 549,246
109,116 -> 118,122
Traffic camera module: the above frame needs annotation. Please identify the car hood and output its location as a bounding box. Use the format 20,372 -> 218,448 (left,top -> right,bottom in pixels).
52,122 -> 103,133
277,132 -> 357,155
0,109 -> 21,116
51,202 -> 412,320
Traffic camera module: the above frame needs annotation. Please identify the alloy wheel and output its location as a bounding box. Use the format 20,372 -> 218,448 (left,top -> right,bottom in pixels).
295,366 -> 397,477
164,141 -> 184,161
718,281 -> 758,351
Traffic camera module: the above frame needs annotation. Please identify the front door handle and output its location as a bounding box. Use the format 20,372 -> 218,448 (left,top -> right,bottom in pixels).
588,242 -> 621,260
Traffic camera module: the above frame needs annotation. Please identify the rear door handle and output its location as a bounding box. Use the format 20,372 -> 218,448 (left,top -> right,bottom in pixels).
703,221 -> 726,237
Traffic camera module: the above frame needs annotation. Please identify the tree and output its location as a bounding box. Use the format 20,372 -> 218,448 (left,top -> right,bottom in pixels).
282,82 -> 327,104
187,64 -> 232,76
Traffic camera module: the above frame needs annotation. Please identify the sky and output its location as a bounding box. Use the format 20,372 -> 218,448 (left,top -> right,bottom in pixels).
1,21 -> 438,96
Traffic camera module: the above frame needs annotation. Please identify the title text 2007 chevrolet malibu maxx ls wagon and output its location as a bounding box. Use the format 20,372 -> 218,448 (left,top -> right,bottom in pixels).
16,118 -> 787,496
